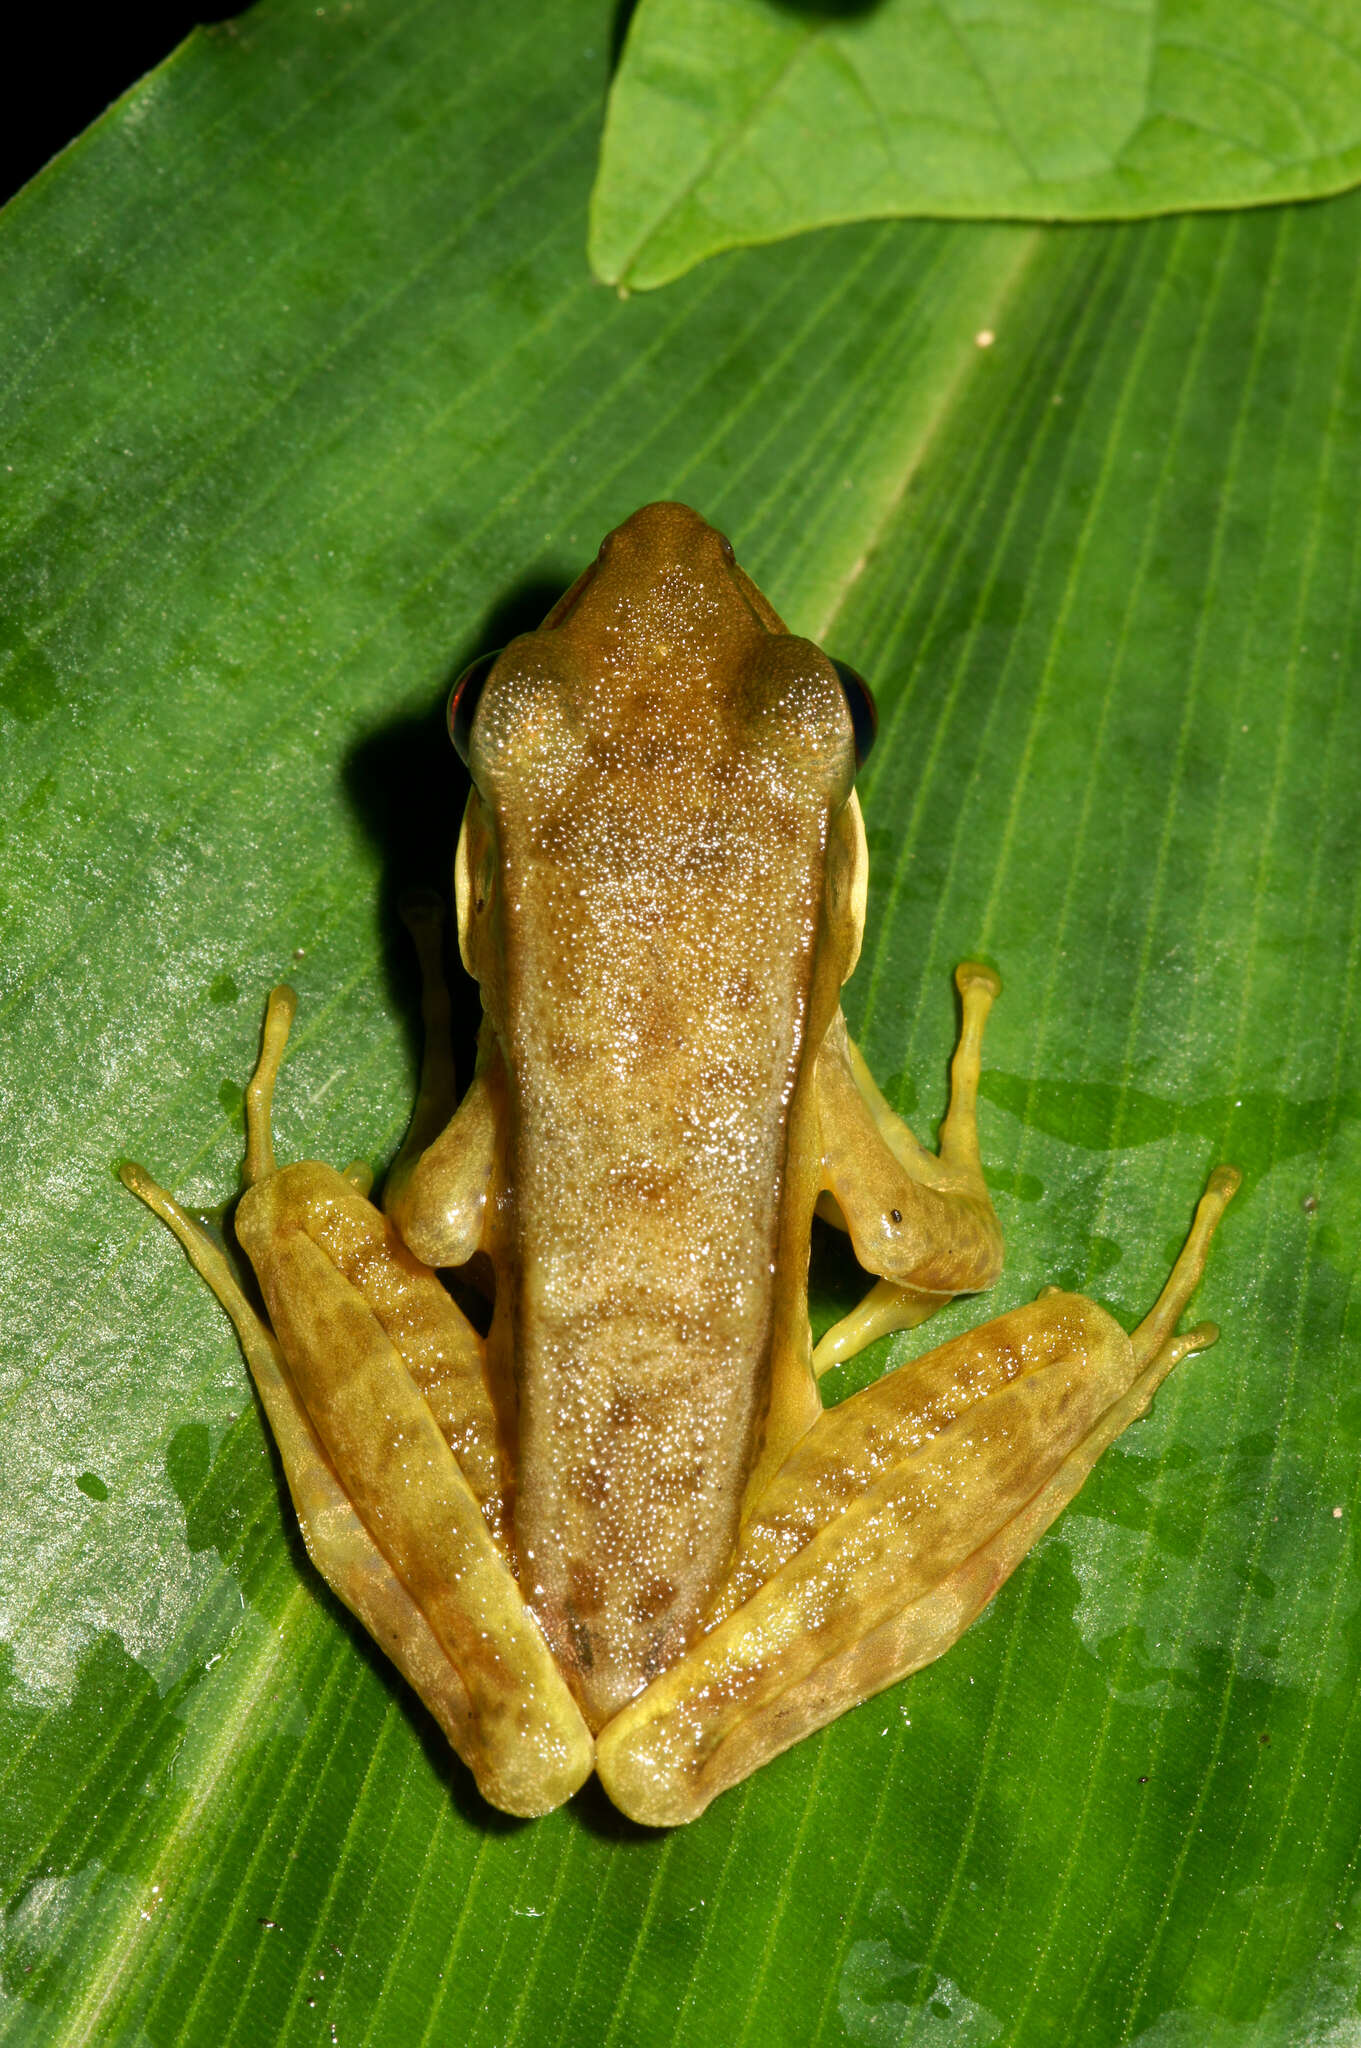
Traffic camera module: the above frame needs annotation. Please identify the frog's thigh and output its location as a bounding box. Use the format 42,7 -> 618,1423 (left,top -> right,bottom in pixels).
596,1171 -> 1235,1826
235,1166 -> 592,1816
814,968 -> 1004,1371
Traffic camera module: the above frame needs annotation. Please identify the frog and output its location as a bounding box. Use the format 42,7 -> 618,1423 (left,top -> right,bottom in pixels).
122,501 -> 1238,1826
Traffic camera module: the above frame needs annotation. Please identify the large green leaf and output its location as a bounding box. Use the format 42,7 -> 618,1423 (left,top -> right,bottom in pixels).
591,0 -> 1361,288
2,4 -> 1359,2043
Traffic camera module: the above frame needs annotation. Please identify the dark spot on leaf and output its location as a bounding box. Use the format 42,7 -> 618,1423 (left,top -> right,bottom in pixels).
0,616 -> 60,723
1085,1235 -> 1123,1280
978,1072 -> 1360,1179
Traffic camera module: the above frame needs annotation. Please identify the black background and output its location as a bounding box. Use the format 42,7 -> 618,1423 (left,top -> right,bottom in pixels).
3,5 -> 236,208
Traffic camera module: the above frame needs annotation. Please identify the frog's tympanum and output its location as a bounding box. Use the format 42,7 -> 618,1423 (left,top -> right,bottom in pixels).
123,503 -> 1238,1825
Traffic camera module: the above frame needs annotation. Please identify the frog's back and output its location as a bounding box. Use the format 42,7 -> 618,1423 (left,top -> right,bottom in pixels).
464,504 -> 857,1725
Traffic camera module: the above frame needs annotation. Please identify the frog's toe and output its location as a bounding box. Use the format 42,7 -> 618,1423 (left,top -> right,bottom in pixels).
954,960 -> 1001,1001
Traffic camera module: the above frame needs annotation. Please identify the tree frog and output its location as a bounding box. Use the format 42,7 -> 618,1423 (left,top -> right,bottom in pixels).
122,503 -> 1238,1825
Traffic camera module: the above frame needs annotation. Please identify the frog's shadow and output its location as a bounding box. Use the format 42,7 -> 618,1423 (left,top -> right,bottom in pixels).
608,0 -> 881,66
341,571 -> 570,1090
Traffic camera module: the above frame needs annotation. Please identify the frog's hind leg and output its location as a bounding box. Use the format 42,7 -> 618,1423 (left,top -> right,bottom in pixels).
118,1154 -> 487,1792
596,1164 -> 1238,1827
813,965 -> 1004,1374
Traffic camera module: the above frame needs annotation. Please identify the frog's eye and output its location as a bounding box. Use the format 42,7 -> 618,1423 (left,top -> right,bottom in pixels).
832,659 -> 878,768
448,650 -> 501,765
717,533 -> 736,564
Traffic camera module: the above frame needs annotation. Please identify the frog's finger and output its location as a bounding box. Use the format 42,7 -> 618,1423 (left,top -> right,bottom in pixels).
596,1166 -> 1236,1828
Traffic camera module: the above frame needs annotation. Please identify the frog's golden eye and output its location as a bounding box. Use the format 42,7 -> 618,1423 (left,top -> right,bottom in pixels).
717,533 -> 736,564
832,658 -> 878,768
448,649 -> 501,766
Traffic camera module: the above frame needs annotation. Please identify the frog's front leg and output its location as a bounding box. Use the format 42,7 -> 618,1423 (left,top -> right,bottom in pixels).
381,888 -> 499,1273
814,964 -> 1004,1372
122,987 -> 592,1819
596,1165 -> 1239,1826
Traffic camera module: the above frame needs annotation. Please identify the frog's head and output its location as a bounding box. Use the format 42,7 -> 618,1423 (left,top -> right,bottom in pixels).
451,501 -> 873,793
450,501 -> 874,997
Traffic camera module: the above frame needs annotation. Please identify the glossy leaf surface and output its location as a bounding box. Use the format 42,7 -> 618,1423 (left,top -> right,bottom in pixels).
2,4 -> 1359,2044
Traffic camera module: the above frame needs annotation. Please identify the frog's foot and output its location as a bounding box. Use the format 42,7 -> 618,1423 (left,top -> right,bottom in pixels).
596,1164 -> 1237,1827
122,989 -> 592,1819
1130,1165 -> 1241,1374
813,965 -> 1004,1374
